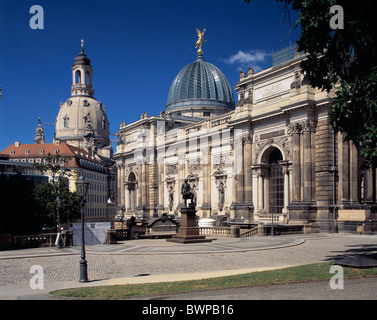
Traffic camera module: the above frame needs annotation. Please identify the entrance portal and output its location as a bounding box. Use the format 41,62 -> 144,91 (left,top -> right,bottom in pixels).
268,148 -> 284,214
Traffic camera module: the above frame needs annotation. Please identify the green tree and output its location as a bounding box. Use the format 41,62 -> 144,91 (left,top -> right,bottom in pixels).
33,152 -> 81,229
33,181 -> 81,228
244,0 -> 377,167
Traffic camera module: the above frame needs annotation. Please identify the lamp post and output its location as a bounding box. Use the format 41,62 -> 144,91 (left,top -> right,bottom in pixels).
75,176 -> 90,283
55,196 -> 62,248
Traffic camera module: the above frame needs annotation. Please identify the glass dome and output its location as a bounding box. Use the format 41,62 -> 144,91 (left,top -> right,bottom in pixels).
166,54 -> 235,113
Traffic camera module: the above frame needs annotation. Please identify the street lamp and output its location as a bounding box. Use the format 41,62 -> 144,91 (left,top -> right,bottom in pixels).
55,196 -> 62,249
75,175 -> 90,283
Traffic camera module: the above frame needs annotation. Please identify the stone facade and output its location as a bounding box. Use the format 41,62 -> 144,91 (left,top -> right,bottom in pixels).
1,43 -> 119,222
114,52 -> 377,234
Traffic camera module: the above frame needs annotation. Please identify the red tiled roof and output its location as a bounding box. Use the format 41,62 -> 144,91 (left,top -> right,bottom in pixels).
0,142 -> 103,169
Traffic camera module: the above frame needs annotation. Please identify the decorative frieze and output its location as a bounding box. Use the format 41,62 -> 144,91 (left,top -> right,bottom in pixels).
287,122 -> 302,135
166,164 -> 178,175
213,155 -> 233,169
188,162 -> 202,172
242,133 -> 252,145
211,116 -> 232,128
302,119 -> 317,133
185,125 -> 202,134
290,70 -> 302,89
252,136 -> 292,163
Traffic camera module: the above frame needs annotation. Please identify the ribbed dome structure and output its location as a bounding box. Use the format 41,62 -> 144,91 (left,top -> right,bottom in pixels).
166,54 -> 235,114
74,50 -> 91,66
55,46 -> 110,151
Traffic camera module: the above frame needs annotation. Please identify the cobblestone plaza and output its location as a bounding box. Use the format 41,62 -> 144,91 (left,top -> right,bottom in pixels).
1,234 -> 376,299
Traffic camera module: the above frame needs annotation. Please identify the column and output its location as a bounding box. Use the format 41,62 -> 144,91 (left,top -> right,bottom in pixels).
120,163 -> 125,212
137,164 -> 142,207
251,168 -> 259,211
201,146 -> 211,215
157,160 -> 164,214
243,133 -> 253,204
125,184 -> 130,212
349,142 -> 359,203
338,133 -> 350,204
282,164 -> 290,214
178,148 -> 186,209
302,120 -> 314,202
149,155 -> 158,217
258,171 -> 265,211
289,123 -> 302,202
311,121 -> 317,201
116,163 -> 122,213
235,135 -> 243,203
130,188 -> 135,212
364,168 -> 374,203
142,163 -> 148,206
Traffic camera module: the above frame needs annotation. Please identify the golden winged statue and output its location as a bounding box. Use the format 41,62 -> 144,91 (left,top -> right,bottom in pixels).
195,28 -> 206,54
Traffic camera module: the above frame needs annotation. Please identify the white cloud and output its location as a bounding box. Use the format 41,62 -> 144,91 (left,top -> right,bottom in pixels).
223,49 -> 270,72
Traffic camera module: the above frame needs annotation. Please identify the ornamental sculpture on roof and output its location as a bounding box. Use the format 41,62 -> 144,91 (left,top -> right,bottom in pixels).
195,28 -> 206,55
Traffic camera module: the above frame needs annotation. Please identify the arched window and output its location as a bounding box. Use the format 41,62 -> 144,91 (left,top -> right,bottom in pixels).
85,71 -> 90,85
268,148 -> 284,214
75,70 -> 81,84
102,116 -> 107,130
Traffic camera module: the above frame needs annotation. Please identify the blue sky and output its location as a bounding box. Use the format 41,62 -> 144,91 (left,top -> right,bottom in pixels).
0,0 -> 300,151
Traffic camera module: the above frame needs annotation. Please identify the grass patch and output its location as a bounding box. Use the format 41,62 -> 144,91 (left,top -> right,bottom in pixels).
49,263 -> 377,299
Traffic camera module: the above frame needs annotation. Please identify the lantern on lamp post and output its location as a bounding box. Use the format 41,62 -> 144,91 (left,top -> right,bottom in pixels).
75,175 -> 90,282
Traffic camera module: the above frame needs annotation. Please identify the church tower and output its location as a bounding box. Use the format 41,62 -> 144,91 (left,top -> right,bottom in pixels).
55,41 -> 112,158
71,40 -> 94,97
34,117 -> 46,144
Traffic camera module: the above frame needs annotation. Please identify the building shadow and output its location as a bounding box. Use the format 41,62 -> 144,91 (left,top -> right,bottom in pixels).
324,244 -> 377,268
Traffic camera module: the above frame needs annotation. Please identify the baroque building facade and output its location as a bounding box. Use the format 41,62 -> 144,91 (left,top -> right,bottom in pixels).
1,140 -> 111,222
114,44 -> 376,234
1,42 -> 118,222
54,42 -> 118,220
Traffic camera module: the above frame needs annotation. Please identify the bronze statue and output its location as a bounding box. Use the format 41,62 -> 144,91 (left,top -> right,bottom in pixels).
181,178 -> 195,208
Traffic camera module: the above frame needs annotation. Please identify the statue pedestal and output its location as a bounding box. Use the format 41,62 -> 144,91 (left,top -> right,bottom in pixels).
167,205 -> 212,244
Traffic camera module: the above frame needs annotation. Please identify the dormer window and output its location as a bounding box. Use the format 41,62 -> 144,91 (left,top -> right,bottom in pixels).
40,149 -> 44,155
10,150 -> 14,155
63,115 -> 69,128
102,116 -> 107,130
25,150 -> 30,155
